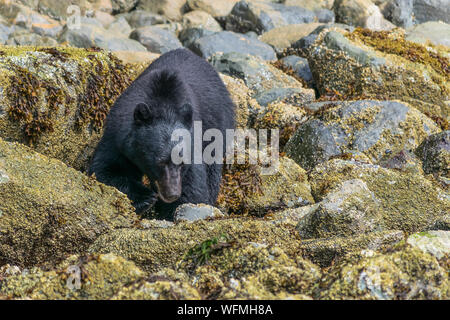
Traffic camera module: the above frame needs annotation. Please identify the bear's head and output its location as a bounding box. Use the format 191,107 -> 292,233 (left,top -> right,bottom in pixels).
129,99 -> 193,204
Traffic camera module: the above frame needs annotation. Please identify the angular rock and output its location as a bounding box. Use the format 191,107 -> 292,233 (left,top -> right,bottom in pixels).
124,10 -> 167,28
0,139 -> 137,267
130,26 -> 183,54
407,231 -> 450,260
285,100 -> 440,170
137,0 -> 187,21
279,55 -> 314,85
111,0 -> 139,13
413,0 -> 450,24
415,131 -> 449,177
297,179 -> 385,239
6,30 -> 58,46
405,21 -> 450,48
382,0 -> 413,28
179,27 -> 214,48
332,0 -> 396,30
225,0 -> 316,35
315,8 -> 335,23
259,23 -> 323,55
182,10 -> 222,32
211,52 -> 314,103
0,46 -> 135,171
191,31 -> 277,61
174,204 -> 225,223
309,159 -> 450,233
308,28 -> 450,121
187,0 -> 240,17
106,16 -> 133,37
217,156 -> 314,215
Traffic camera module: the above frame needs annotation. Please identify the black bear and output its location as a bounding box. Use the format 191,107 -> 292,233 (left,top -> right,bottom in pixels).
89,48 -> 235,220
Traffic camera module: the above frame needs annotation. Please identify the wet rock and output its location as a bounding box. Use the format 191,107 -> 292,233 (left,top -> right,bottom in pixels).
174,204 -> 225,223
432,215 -> 450,231
382,0 -> 413,28
0,46 -> 135,171
89,218 -> 304,273
220,74 -> 257,128
111,0 -> 139,14
300,230 -> 404,267
332,0 -> 395,30
225,0 -> 316,35
320,247 -> 449,299
0,254 -> 144,299
309,159 -> 450,233
308,28 -> 449,121
0,138 -> 137,267
407,231 -> 450,260
124,10 -> 167,28
285,100 -> 439,170
191,31 -> 277,61
413,0 -> 450,24
405,21 -> 450,47
187,0 -> 240,17
415,131 -> 449,178
182,10 -> 222,32
297,179 -> 385,239
137,0 -> 187,21
259,23 -> 323,55
211,52 -> 314,103
130,26 -> 183,54
217,156 -> 314,215
279,55 -> 314,85
179,27 -> 214,48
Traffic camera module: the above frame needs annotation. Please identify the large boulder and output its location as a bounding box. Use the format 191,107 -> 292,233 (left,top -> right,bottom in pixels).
181,10 -> 222,32
0,138 -> 138,267
381,0 -> 413,28
308,28 -> 450,121
0,46 -> 135,171
309,159 -> 450,233
320,247 -> 449,299
285,100 -> 440,170
225,0 -> 316,35
413,0 -> 450,24
190,31 -> 277,61
130,26 -> 183,54
187,0 -> 240,17
136,0 -> 187,21
210,52 -> 315,104
405,21 -> 450,48
332,0 -> 395,30
415,130 -> 449,178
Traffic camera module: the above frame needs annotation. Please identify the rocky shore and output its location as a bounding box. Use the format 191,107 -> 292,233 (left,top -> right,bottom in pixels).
0,0 -> 448,300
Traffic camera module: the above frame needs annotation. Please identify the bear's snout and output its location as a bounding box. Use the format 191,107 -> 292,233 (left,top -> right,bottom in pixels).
155,165 -> 182,203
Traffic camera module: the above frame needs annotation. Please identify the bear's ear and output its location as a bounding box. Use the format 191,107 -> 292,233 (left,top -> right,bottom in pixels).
134,103 -> 153,125
179,103 -> 193,126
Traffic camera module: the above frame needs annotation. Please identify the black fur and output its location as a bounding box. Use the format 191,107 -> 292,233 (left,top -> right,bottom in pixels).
88,49 -> 235,220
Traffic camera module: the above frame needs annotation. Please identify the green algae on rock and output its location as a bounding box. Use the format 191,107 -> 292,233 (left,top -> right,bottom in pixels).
0,253 -> 145,300
308,28 -> 450,122
309,159 -> 449,233
88,217 -> 302,273
0,138 -> 138,267
285,100 -> 440,170
217,156 -> 314,216
0,45 -> 134,171
319,247 -> 449,299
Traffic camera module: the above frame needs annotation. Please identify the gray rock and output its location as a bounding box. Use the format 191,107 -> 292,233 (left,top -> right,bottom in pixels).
111,0 -> 139,14
415,131 -> 449,177
124,10 -> 167,28
406,21 -> 450,47
107,16 -> 133,37
407,231 -> 450,259
253,87 -> 313,107
99,38 -> 148,52
210,52 -> 314,101
7,30 -> 58,46
280,55 -> 313,84
297,179 -> 385,239
413,0 -> 450,24
314,8 -> 335,23
174,204 -> 225,223
179,27 -> 215,48
291,23 -> 354,52
382,0 -> 414,28
190,31 -> 277,61
130,26 -> 183,54
58,23 -> 106,49
285,100 -> 440,170
0,20 -> 14,44
225,0 -> 316,35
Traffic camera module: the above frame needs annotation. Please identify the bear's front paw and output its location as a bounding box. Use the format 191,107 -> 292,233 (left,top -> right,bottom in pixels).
133,193 -> 158,214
